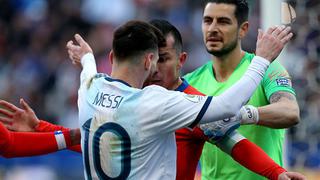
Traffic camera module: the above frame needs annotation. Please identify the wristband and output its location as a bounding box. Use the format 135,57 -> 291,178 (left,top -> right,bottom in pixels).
240,105 -> 259,124
54,130 -> 67,150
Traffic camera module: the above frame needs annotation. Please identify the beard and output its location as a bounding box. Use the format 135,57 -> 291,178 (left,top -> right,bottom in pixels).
206,37 -> 238,57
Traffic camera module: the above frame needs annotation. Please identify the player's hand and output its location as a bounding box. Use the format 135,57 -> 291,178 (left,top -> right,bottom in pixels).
256,25 -> 293,62
278,171 -> 306,180
200,116 -> 240,144
0,99 -> 40,132
66,34 -> 93,66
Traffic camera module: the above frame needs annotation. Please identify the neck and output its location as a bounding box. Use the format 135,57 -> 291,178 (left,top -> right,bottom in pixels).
212,44 -> 245,82
169,77 -> 183,91
111,63 -> 146,89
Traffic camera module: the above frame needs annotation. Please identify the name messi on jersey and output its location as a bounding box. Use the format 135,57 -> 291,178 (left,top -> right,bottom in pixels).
92,92 -> 123,109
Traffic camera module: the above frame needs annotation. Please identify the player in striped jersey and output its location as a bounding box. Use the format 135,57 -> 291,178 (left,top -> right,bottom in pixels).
0,20 -> 305,179
69,20 -> 300,180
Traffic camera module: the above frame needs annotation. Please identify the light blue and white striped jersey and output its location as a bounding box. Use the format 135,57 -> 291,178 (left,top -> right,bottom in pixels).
78,54 -> 211,180
77,53 -> 270,179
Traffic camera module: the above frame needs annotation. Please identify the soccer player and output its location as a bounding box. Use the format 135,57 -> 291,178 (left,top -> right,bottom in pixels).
147,19 -> 304,180
70,19 -> 292,179
183,1 -> 301,180
0,20 -> 303,179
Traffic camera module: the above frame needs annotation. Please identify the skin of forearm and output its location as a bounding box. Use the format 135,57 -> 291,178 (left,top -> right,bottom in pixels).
70,128 -> 81,146
257,99 -> 299,128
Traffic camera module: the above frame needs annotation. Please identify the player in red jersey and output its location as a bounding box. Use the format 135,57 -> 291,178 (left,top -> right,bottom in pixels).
0,20 -> 305,180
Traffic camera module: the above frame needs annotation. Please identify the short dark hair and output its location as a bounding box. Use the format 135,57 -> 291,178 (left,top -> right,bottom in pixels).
205,0 -> 249,25
149,19 -> 183,54
112,20 -> 166,61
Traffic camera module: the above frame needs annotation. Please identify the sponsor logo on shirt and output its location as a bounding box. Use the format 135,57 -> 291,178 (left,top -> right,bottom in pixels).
183,94 -> 203,103
276,77 -> 292,87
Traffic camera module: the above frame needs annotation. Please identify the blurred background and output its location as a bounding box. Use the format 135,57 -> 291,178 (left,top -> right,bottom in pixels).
0,0 -> 319,179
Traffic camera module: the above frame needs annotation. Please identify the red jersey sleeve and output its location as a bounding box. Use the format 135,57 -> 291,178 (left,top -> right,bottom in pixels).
36,120 -> 70,132
35,120 -> 82,153
0,123 -> 73,158
231,139 -> 286,180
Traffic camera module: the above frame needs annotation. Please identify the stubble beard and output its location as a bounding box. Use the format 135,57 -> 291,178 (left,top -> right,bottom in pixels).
206,37 -> 238,57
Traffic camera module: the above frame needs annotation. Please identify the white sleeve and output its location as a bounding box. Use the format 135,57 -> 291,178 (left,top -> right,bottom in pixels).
140,55 -> 267,133
78,53 -> 98,127
142,86 -> 212,134
79,53 -> 98,90
200,56 -> 270,123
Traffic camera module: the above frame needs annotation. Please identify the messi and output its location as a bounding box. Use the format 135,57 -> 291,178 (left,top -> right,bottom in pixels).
92,92 -> 124,109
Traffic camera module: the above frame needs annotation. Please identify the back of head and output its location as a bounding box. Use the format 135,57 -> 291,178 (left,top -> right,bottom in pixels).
149,19 -> 183,54
205,0 -> 249,25
112,20 -> 166,63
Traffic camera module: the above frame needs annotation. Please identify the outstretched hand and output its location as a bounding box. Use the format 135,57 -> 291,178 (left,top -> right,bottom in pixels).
278,172 -> 306,180
256,25 -> 293,62
0,99 -> 40,132
66,34 -> 93,66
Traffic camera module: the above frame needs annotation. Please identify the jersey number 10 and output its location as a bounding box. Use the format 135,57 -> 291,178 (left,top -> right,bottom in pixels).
83,119 -> 131,179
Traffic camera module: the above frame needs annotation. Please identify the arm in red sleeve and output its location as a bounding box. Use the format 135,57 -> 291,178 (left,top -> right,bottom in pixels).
68,145 -> 82,153
35,120 -> 82,153
216,131 -> 286,180
35,120 -> 70,132
68,128 -> 82,153
0,123 -> 73,158
231,139 -> 286,180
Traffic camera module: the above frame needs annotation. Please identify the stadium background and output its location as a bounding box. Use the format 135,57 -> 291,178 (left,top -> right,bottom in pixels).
0,0 -> 319,179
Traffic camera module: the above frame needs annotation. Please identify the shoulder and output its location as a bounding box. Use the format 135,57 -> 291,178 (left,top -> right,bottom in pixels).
142,85 -> 191,101
184,85 -> 205,96
268,60 -> 288,71
244,52 -> 255,63
93,73 -> 109,79
142,84 -> 168,93
265,60 -> 291,80
141,85 -> 174,99
89,73 -> 110,85
184,61 -> 212,81
244,53 -> 290,78
91,73 -> 111,83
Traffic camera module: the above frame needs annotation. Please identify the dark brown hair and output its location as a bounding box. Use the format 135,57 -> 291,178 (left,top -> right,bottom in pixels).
112,20 -> 166,62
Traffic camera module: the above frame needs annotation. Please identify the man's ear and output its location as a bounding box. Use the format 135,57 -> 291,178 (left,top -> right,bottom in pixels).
144,53 -> 154,70
239,21 -> 249,39
178,52 -> 187,70
109,50 -> 114,65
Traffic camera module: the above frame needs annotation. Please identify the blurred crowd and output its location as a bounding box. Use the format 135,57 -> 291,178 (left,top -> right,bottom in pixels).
0,0 -> 319,179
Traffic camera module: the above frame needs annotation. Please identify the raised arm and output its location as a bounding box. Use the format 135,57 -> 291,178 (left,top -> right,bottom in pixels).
66,34 -> 96,89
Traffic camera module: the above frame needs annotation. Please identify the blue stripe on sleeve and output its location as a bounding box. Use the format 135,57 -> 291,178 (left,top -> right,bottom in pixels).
188,96 -> 213,128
